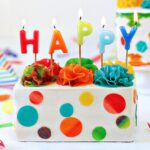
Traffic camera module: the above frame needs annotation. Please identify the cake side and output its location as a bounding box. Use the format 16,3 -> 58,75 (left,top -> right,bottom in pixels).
14,82 -> 136,142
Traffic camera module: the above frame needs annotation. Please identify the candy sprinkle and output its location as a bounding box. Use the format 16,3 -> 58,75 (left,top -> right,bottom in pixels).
0,94 -> 10,102
0,122 -> 14,128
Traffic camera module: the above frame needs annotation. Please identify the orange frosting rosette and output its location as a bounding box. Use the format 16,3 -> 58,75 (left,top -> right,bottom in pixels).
57,64 -> 94,86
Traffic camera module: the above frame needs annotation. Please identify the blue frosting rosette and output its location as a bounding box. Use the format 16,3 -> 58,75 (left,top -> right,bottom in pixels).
94,65 -> 134,87
141,0 -> 150,8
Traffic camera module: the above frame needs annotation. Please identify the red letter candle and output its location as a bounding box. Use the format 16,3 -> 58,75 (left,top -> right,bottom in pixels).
20,30 -> 39,54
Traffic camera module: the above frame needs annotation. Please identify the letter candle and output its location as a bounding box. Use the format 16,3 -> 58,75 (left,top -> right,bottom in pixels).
99,17 -> 115,67
100,16 -> 106,67
77,8 -> 93,65
120,12 -> 138,68
49,18 -> 68,70
20,19 -> 39,62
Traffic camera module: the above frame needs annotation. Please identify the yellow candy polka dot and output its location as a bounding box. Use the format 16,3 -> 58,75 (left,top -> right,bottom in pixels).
79,91 -> 94,106
2,100 -> 14,114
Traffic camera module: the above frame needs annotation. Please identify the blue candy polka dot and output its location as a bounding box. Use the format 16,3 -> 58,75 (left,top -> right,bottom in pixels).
136,41 -> 148,53
17,105 -> 38,127
60,103 -> 74,117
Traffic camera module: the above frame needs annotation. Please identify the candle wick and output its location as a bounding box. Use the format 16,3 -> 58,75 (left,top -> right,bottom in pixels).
22,26 -> 25,29
79,16 -> 82,20
53,25 -> 56,29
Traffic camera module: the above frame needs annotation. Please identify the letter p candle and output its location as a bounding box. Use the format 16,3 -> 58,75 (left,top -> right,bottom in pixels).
99,17 -> 115,67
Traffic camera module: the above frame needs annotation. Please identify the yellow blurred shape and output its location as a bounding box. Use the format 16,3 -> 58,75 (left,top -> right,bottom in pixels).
2,100 -> 14,115
117,0 -> 143,8
104,60 -> 135,75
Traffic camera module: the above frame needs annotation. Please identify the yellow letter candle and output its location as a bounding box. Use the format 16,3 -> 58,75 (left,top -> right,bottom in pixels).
77,21 -> 93,46
77,9 -> 93,65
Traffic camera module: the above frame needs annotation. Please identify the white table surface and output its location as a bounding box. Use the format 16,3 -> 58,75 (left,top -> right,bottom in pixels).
0,93 -> 150,150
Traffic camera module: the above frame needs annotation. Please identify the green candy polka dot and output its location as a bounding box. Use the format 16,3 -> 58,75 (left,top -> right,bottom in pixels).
92,126 -> 106,141
17,105 -> 38,127
116,115 -> 130,129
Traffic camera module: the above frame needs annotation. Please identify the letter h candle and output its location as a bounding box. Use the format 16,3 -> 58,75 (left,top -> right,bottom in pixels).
20,20 -> 39,62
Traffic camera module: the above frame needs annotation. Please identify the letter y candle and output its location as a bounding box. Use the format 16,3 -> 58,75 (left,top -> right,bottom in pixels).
120,12 -> 138,68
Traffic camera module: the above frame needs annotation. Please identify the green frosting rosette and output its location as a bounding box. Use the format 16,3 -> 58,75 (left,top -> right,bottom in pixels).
65,58 -> 98,72
94,65 -> 134,87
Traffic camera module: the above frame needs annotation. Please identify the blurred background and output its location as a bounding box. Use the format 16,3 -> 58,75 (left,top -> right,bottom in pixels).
0,0 -> 116,66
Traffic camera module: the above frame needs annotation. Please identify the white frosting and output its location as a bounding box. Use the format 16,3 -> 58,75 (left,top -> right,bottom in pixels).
14,82 -> 136,142
117,8 -> 150,13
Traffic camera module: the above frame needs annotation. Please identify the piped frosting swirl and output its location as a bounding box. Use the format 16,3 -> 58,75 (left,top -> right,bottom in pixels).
57,64 -> 94,86
94,65 -> 134,87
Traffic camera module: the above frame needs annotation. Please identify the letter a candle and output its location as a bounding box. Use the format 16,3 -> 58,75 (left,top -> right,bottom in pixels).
49,18 -> 68,70
77,9 -> 93,65
120,12 -> 138,68
20,19 -> 39,62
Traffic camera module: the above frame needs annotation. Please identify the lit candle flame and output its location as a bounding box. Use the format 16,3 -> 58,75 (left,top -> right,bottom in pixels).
78,8 -> 83,20
52,17 -> 57,29
101,16 -> 106,28
134,12 -> 138,24
21,19 -> 26,29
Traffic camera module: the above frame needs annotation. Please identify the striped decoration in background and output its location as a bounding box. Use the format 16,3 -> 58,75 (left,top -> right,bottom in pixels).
0,53 -> 18,87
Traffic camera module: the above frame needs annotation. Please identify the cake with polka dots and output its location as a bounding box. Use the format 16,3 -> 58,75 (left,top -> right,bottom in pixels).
117,0 -> 150,66
14,57 -> 137,142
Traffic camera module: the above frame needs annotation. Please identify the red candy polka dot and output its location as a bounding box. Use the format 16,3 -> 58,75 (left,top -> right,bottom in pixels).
60,117 -> 82,137
29,91 -> 43,105
103,93 -> 126,114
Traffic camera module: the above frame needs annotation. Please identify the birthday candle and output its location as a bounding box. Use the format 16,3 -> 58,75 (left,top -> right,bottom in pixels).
120,12 -> 138,51
77,8 -> 93,65
120,12 -> 138,67
49,18 -> 68,55
99,16 -> 115,67
99,31 -> 115,54
20,20 -> 39,54
77,9 -> 93,46
120,27 -> 137,51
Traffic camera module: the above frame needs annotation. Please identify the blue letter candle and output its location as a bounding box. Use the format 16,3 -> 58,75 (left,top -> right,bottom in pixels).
99,30 -> 115,54
120,26 -> 137,51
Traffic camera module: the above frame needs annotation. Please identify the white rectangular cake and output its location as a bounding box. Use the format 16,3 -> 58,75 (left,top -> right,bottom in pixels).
14,82 -> 137,142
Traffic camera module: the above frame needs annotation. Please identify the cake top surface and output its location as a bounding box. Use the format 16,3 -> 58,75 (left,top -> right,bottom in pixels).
15,81 -> 133,90
20,58 -> 134,88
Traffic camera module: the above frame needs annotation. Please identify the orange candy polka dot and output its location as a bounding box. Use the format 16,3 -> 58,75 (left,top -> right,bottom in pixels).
60,117 -> 82,137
